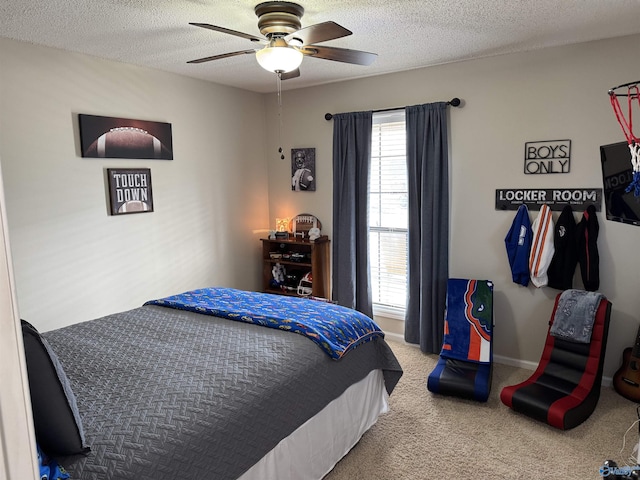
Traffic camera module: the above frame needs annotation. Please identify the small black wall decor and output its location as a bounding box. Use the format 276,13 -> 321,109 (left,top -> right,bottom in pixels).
79,114 -> 173,160
107,168 -> 154,215
524,140 -> 571,174
291,148 -> 316,191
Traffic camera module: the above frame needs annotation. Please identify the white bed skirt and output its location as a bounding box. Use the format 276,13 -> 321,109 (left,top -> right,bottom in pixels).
239,369 -> 389,480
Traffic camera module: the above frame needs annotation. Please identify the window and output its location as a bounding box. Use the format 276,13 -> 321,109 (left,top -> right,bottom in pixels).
369,110 -> 408,319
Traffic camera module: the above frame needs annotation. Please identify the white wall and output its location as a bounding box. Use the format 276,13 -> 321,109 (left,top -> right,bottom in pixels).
264,34 -> 640,378
0,38 -> 270,332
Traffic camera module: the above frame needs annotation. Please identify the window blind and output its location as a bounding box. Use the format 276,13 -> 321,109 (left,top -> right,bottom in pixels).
369,110 -> 408,315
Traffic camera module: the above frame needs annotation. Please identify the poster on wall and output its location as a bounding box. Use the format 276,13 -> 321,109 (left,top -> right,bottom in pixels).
106,168 -> 154,215
291,148 -> 316,191
79,114 -> 173,160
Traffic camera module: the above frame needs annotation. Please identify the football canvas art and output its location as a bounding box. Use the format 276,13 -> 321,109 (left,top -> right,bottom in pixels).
79,114 -> 173,160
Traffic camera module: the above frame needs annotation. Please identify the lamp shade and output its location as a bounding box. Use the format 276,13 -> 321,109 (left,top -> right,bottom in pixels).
256,45 -> 303,73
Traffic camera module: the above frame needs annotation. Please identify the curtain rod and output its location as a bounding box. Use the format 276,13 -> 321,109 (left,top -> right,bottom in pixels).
324,97 -> 462,121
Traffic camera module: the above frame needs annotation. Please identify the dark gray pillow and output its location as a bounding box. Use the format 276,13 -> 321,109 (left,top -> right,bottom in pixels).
21,320 -> 90,457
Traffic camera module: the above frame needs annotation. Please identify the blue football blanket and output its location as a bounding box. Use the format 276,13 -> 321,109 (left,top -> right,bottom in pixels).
145,287 -> 384,360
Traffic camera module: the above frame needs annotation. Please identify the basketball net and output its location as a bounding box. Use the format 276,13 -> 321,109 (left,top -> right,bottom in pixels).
609,82 -> 640,196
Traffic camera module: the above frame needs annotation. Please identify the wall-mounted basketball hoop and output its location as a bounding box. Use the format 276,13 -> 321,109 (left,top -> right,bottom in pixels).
609,80 -> 640,196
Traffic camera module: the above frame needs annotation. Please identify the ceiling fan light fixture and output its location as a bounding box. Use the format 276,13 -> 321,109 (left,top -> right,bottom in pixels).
256,45 -> 303,73
188,3 -> 376,76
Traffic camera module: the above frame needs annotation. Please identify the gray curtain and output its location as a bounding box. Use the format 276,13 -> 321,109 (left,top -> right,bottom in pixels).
404,102 -> 449,353
331,111 -> 373,317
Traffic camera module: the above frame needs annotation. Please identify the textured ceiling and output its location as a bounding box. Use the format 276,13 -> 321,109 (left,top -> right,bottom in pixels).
1,0 -> 640,94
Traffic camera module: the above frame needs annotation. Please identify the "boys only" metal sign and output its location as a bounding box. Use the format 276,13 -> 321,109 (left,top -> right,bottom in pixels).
524,140 -> 571,174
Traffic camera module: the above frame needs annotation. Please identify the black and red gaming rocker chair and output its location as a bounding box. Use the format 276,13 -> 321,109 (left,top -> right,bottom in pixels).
500,290 -> 611,430
427,279 -> 494,402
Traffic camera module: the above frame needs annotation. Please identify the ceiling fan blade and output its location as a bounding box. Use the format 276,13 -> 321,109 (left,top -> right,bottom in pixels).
280,69 -> 300,80
301,45 -> 377,66
189,23 -> 265,43
285,21 -> 351,46
187,50 -> 256,64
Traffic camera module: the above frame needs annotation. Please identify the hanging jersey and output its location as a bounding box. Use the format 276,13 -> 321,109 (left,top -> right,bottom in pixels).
529,204 -> 555,288
577,204 -> 600,291
505,204 -> 532,287
547,205 -> 578,290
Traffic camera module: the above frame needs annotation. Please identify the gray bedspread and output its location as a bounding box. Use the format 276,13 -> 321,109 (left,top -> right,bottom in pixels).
44,304 -> 403,480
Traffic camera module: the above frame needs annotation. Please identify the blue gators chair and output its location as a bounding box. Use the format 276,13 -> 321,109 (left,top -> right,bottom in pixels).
427,279 -> 494,402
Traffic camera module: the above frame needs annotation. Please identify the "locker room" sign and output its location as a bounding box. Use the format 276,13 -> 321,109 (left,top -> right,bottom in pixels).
495,188 -> 601,211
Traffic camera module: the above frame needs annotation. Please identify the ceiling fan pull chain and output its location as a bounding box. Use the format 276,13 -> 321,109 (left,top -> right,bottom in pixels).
277,71 -> 285,160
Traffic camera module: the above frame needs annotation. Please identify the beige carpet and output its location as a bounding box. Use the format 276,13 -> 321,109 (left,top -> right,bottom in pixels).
325,339 -> 640,480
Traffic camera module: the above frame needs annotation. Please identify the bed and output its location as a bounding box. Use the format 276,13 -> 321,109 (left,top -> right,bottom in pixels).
23,287 -> 403,480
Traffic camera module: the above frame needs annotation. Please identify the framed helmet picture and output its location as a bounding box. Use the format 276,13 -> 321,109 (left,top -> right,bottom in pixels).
291,148 -> 316,192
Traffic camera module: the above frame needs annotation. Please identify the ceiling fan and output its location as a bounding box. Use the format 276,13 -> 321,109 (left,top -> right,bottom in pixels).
187,1 -> 377,80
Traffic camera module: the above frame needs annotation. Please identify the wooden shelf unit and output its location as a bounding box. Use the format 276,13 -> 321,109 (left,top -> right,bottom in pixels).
261,236 -> 330,300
